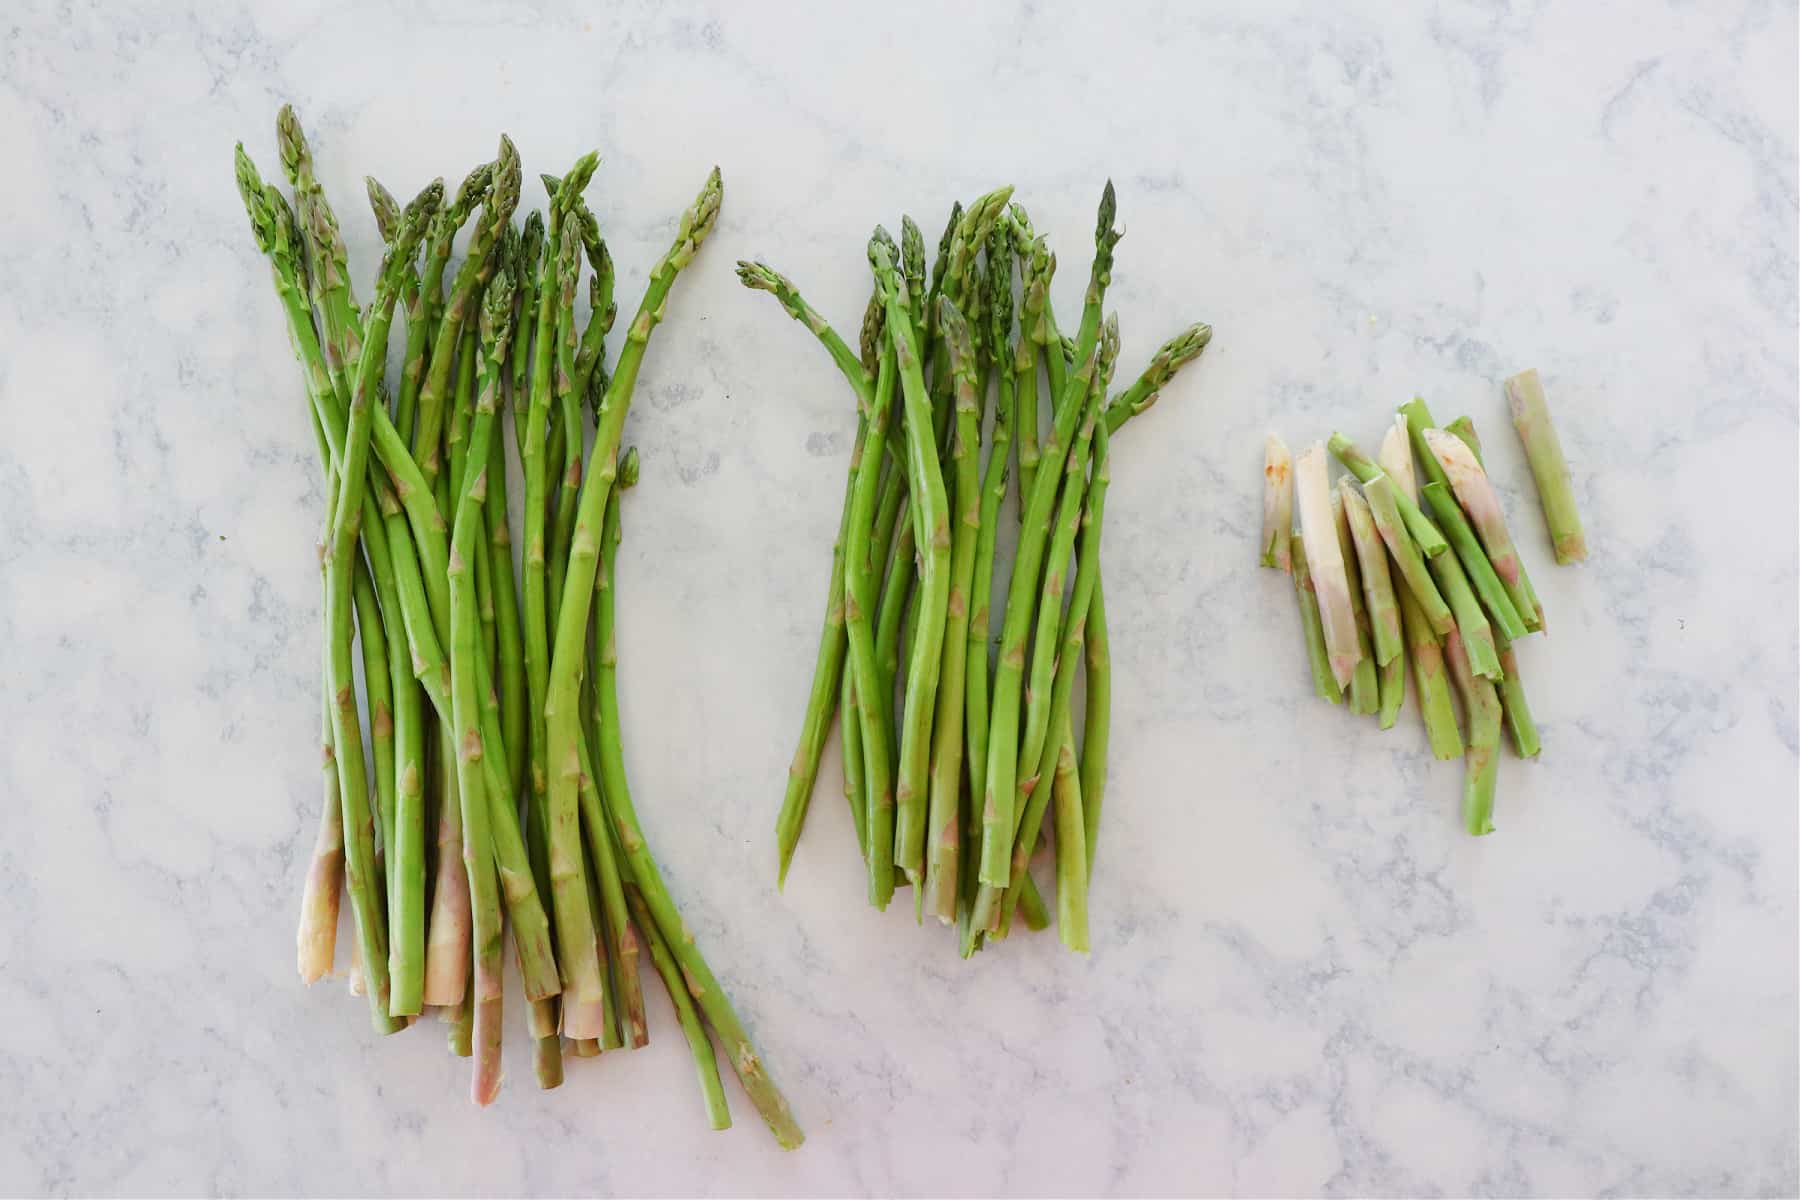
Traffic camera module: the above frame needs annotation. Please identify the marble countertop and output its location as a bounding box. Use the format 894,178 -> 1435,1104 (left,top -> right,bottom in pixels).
3,1 -> 1794,1195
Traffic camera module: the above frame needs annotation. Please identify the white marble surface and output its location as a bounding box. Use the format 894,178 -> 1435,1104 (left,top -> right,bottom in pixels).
2,1 -> 1795,1195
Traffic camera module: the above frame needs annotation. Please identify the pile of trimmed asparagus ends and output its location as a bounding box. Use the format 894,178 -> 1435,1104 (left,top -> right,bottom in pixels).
236,108 -> 800,1147
1264,372 -> 1585,835
744,184 -> 1213,955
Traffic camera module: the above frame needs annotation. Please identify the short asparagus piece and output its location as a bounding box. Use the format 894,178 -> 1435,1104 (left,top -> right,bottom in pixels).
1361,472 -> 1456,637
1262,434 -> 1294,570
1418,509 -> 1504,682
1449,414 -> 1546,629
1328,432 -> 1448,558
1505,368 -> 1586,564
1444,628 -> 1501,836
1495,641 -> 1543,759
1378,422 -> 1462,758
1293,443 -> 1361,690
1340,481 -> 1401,666
1331,490 -> 1380,716
1292,535 -> 1343,703
1421,481 -> 1529,643
1397,397 -> 1451,492
1422,427 -> 1542,630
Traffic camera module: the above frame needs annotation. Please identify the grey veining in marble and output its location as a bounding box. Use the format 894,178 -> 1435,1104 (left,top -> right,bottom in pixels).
0,1 -> 1794,1195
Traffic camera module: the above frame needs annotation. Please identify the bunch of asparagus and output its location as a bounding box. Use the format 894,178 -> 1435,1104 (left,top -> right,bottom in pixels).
235,108 -> 801,1147
1264,374 -> 1584,834
743,184 -> 1212,954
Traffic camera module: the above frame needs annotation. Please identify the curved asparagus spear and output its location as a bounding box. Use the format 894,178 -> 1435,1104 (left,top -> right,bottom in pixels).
1293,443 -> 1360,690
920,296 -> 983,919
1102,322 -> 1214,435
1505,368 -> 1586,563
1328,432 -> 1448,558
542,167 -> 721,1040
873,232 -> 954,887
735,261 -> 874,404
1263,434 -> 1294,570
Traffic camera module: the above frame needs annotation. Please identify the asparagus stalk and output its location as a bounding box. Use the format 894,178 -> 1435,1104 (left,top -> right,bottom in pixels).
623,880 -> 731,1130
963,230 -> 1015,900
1444,628 -> 1501,835
1080,582 -> 1113,872
1328,432 -> 1448,558
509,210 -> 545,455
1505,368 -> 1586,563
350,568 -> 397,914
919,296 -> 984,919
1293,443 -> 1361,689
874,230 -> 956,888
1361,473 -> 1456,637
449,261 -> 518,1105
1447,415 -> 1546,629
1101,322 -> 1214,436
1262,434 -> 1294,570
1495,641 -> 1543,758
978,184 -> 1117,890
542,167 -> 721,1040
1377,422 -> 1461,757
1012,224 -> 1050,508
1331,490 -> 1380,716
842,315 -> 900,907
1398,397 -> 1451,492
735,261 -> 875,883
484,234 -> 529,802
1422,428 -> 1542,631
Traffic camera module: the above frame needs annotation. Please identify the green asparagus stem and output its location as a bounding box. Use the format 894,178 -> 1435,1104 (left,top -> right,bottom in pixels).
1376,424 -> 1461,757
1080,579 -> 1112,874
1328,432 -> 1448,558
1398,397 -> 1451,492
450,262 -> 518,1105
1495,641 -> 1543,759
735,261 -> 875,884
350,568 -> 396,911
874,232 -> 955,888
1421,428 -> 1542,631
590,451 -> 650,1047
510,210 -> 545,453
1361,473 -> 1456,637
542,167 -> 720,1041
840,669 -> 869,858
1012,225 -> 1049,510
1444,628 -> 1501,836
1263,434 -> 1294,570
1332,490 -> 1381,716
1448,415 -> 1547,629
622,880 -> 731,1130
978,185 -> 1117,891
1418,513 -> 1504,681
1292,535 -> 1343,704
1293,443 -> 1361,690
1421,481 -> 1529,643
1340,481 -> 1401,666
322,175 -> 441,1032
415,164 -> 505,495
1504,368 -> 1586,563
963,231 -> 1014,904
999,379 -> 1115,938
485,331 -> 529,802
843,322 -> 900,908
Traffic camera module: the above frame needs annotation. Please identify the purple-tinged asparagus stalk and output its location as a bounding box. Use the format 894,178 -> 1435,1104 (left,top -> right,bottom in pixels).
1294,443 -> 1361,689
1421,427 -> 1541,631
1505,369 -> 1586,564
1378,421 -> 1460,756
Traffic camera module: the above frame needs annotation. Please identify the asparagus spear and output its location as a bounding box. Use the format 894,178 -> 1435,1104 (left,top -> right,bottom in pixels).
1262,434 -> 1294,570
1012,224 -> 1050,508
1331,489 -> 1381,716
1422,428 -> 1542,630
920,295 -> 983,919
1377,422 -> 1461,757
1101,322 -> 1214,436
1505,368 -> 1586,563
484,229 -> 529,802
873,231 -> 955,888
1327,432 -> 1448,558
623,880 -> 730,1130
978,185 -> 1118,890
1444,628 -> 1501,835
542,167 -> 721,1040
842,312 -> 900,907
1293,443 -> 1361,689
1361,473 -> 1456,638
1448,415 -> 1546,629
509,209 -> 545,455
735,261 -> 875,883
449,262 -> 518,1105
963,229 -> 1015,900
1080,583 -> 1113,872
1398,397 -> 1451,491
321,175 -> 441,1031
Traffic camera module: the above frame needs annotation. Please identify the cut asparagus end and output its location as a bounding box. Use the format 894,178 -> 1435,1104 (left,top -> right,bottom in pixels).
1294,443 -> 1362,689
1378,415 -> 1418,501
1421,427 -> 1540,629
1505,368 -> 1587,564
1262,433 -> 1294,570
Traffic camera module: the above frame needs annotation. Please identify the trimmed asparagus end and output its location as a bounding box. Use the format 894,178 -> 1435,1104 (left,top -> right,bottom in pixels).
1262,433 -> 1294,570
